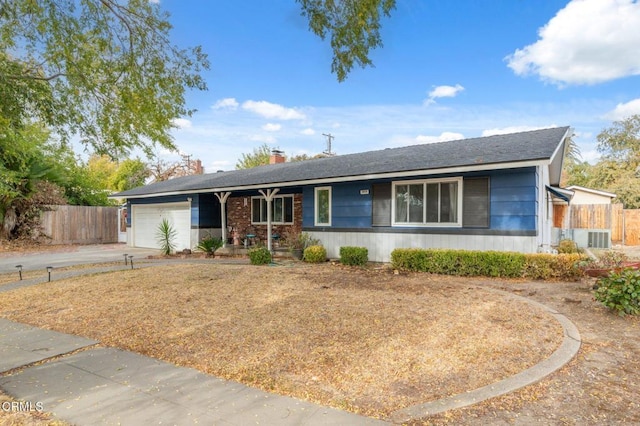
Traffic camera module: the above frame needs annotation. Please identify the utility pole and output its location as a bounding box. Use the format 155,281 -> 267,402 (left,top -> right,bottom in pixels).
322,133 -> 335,156
181,153 -> 191,171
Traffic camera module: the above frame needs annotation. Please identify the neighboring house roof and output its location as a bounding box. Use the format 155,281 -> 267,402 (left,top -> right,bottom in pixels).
113,126 -> 571,199
565,185 -> 617,199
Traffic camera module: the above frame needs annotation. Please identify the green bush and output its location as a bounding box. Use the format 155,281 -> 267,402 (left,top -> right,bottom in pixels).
248,246 -> 272,265
390,248 -> 585,280
390,248 -> 526,277
594,268 -> 640,316
557,239 -> 579,254
523,253 -> 584,280
303,245 -> 326,263
196,234 -> 223,256
339,246 -> 368,266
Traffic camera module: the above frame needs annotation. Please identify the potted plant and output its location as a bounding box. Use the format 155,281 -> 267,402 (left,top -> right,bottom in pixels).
285,231 -> 319,260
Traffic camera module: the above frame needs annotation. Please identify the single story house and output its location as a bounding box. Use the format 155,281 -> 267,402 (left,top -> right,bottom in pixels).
111,126 -> 572,262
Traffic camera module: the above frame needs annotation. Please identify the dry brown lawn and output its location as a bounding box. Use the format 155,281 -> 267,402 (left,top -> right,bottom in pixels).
0,263 -> 562,418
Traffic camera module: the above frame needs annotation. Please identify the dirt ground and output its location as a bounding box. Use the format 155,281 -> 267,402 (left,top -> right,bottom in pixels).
423,277 -> 640,425
0,245 -> 639,424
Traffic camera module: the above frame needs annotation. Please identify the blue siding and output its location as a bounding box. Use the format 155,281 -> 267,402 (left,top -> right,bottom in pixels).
332,183 -> 372,227
303,183 -> 372,228
489,169 -> 537,231
302,167 -> 538,233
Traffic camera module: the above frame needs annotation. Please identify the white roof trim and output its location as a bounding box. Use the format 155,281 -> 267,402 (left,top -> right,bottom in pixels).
116,159 -> 548,200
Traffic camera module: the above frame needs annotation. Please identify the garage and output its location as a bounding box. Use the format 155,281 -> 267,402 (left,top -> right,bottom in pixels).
131,202 -> 191,250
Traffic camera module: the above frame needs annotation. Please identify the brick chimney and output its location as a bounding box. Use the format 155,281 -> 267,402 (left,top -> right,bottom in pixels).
269,149 -> 285,164
194,159 -> 204,174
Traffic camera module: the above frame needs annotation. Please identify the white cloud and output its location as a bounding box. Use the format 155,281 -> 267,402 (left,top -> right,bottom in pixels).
425,84 -> 464,105
416,132 -> 465,144
249,134 -> 277,143
262,123 -> 282,132
481,125 -> 556,137
506,0 -> 640,85
212,98 -> 239,110
603,98 -> 640,120
300,128 -> 315,135
171,118 -> 192,129
242,100 -> 306,120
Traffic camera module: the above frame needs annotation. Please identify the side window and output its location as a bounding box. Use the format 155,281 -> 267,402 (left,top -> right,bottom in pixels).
314,187 -> 331,226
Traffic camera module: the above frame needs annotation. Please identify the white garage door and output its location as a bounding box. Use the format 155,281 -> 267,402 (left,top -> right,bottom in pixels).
132,203 -> 191,250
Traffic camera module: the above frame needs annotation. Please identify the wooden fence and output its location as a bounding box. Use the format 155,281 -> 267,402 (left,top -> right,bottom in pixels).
554,203 -> 640,245
41,205 -> 119,244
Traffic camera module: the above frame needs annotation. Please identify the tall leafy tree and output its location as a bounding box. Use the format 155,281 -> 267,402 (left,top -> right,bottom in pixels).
110,158 -> 149,191
594,115 -> 640,208
235,144 -> 272,169
297,0 -> 396,81
0,121 -> 64,237
0,0 -> 209,158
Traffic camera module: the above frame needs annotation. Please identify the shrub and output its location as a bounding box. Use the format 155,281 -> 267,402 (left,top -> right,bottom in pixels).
390,248 -> 585,280
523,253 -> 584,280
339,246 -> 368,266
156,218 -> 177,255
248,246 -> 272,265
594,268 -> 640,316
390,248 -> 526,278
557,239 -> 579,254
303,245 -> 326,263
196,234 -> 223,256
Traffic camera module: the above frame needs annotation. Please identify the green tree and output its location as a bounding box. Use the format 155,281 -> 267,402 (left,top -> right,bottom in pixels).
297,0 -> 396,82
594,115 -> 640,208
110,158 -> 149,191
0,121 -> 65,237
0,0 -> 209,158
236,144 -> 272,169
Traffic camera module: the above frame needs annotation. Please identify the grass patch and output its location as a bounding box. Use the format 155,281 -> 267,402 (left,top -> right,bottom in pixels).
0,264 -> 562,417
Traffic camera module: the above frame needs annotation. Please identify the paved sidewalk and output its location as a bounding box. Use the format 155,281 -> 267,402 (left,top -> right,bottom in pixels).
0,244 -> 158,270
0,319 -> 386,425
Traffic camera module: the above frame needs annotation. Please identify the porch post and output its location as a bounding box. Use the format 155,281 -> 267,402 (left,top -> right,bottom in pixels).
258,188 -> 280,251
215,192 -> 232,247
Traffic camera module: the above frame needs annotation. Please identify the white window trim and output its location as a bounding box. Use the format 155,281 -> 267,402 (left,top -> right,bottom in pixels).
391,177 -> 463,227
314,186 -> 332,226
250,195 -> 295,225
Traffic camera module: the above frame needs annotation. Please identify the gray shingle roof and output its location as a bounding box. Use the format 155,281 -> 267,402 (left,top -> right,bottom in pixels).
113,126 -> 569,198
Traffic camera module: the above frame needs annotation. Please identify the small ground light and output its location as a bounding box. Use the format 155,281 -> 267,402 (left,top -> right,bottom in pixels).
128,255 -> 134,269
123,253 -> 128,265
46,266 -> 53,282
16,265 -> 22,281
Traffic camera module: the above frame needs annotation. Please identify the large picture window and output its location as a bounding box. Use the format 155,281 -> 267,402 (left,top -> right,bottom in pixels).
314,187 -> 331,226
251,196 -> 294,224
393,178 -> 462,226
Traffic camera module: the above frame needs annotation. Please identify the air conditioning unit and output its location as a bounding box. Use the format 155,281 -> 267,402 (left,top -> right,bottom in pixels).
556,229 -> 610,249
588,231 -> 610,249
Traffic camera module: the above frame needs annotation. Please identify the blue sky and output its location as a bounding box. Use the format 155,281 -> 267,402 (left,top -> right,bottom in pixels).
152,0 -> 640,171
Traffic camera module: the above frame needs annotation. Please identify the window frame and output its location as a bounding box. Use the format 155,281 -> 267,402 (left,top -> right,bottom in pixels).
314,186 -> 332,226
250,195 -> 295,225
391,177 -> 463,227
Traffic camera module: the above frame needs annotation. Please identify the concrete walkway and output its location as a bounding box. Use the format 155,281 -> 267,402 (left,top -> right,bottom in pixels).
0,245 -> 582,424
0,319 -> 385,425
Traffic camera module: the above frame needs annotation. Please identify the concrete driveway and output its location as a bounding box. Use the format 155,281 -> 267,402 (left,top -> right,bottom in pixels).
0,244 -> 159,271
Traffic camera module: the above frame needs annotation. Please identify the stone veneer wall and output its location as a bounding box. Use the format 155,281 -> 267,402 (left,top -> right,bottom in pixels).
226,194 -> 303,245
